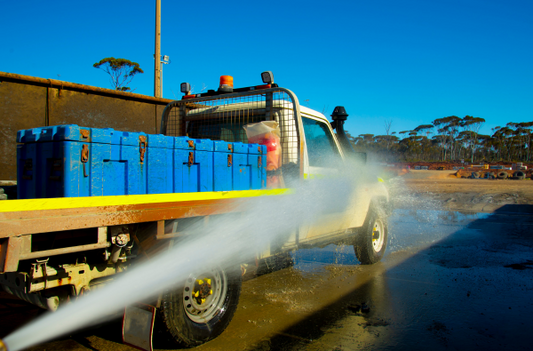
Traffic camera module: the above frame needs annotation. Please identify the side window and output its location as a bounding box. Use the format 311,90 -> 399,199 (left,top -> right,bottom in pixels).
302,117 -> 342,168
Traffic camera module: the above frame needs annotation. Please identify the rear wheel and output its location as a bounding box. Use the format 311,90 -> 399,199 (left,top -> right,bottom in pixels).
158,265 -> 242,347
354,210 -> 388,265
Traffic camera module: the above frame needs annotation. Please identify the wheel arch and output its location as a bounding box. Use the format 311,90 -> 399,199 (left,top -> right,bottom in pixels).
369,195 -> 393,218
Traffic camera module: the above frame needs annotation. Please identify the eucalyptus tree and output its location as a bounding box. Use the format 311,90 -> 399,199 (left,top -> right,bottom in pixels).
383,119 -> 394,151
433,116 -> 462,160
374,134 -> 400,161
492,126 -> 513,161
476,134 -> 493,161
358,134 -> 375,145
506,123 -> 525,160
506,122 -> 533,161
519,122 -> 533,161
432,134 -> 448,161
414,124 -> 434,137
93,57 -> 144,91
460,115 -> 485,163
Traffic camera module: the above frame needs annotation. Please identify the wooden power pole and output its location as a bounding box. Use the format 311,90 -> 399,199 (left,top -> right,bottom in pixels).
154,0 -> 161,98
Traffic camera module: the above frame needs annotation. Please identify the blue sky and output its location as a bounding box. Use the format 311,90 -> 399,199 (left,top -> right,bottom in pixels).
2,0 -> 532,139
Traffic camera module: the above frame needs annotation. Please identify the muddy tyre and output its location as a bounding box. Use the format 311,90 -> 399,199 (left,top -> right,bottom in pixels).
497,171 -> 508,179
513,171 -> 525,180
158,265 -> 242,347
354,209 -> 388,265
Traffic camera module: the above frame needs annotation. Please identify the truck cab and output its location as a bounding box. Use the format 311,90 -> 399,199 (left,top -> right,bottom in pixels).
161,73 -> 389,259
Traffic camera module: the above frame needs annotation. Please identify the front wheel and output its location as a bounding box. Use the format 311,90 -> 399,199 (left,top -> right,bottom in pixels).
158,265 -> 242,347
354,210 -> 388,264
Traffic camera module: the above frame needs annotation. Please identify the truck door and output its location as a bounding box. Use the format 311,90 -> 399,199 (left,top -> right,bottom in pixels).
299,115 -> 353,241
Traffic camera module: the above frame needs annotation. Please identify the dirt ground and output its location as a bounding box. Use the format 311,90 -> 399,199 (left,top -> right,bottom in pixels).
390,170 -> 533,212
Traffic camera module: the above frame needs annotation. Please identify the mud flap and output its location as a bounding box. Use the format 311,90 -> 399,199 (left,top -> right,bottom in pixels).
122,303 -> 156,351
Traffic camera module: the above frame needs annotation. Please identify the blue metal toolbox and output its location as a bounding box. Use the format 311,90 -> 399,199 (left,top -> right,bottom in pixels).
17,125 -> 267,199
17,125 -> 147,198
145,134 -> 174,194
213,141 -> 267,191
173,137 -> 214,193
213,141 -> 233,191
248,144 -> 267,190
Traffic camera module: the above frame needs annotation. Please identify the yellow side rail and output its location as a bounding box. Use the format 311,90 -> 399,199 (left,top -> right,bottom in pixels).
0,189 -> 292,213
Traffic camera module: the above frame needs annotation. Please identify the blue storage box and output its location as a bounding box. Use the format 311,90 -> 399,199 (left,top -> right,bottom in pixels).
17,125 -> 267,199
233,143 -> 267,190
248,144 -> 267,190
213,141 -> 233,191
232,142 -> 250,191
213,142 -> 267,191
17,125 -> 148,198
173,137 -> 214,192
145,134 -> 174,194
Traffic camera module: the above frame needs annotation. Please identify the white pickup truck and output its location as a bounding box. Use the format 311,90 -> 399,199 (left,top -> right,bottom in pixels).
0,72 -> 390,350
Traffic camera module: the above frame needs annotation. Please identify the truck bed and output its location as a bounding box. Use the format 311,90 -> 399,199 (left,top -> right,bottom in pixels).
0,189 -> 289,272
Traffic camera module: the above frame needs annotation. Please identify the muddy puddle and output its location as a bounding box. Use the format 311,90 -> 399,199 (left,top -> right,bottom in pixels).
291,209 -> 491,273
224,206 -> 533,351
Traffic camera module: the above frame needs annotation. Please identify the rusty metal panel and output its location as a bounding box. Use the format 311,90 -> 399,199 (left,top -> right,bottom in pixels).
48,89 -> 159,133
155,104 -> 166,134
0,71 -> 172,181
0,81 -> 47,181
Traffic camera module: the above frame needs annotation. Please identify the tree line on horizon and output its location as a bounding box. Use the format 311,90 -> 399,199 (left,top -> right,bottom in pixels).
346,116 -> 533,164
87,59 -> 532,164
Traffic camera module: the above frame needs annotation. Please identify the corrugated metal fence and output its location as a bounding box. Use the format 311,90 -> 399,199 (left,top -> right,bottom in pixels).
0,72 -> 172,180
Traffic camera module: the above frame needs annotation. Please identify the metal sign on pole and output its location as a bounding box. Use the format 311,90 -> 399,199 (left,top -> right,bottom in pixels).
160,55 -> 170,97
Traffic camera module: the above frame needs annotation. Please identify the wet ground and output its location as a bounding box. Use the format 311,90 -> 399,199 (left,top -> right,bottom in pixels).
2,204 -> 533,350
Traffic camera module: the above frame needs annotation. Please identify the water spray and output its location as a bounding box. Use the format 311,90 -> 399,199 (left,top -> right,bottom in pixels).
2,161 -> 386,351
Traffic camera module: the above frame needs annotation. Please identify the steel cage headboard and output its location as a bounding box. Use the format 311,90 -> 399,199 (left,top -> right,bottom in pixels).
160,87 -> 303,170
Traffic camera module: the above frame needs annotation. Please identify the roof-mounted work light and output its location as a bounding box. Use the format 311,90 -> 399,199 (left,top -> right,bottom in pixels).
261,71 -> 274,84
180,82 -> 191,95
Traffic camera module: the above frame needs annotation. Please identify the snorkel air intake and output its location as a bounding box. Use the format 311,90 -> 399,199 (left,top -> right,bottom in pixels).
330,106 -> 355,155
